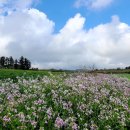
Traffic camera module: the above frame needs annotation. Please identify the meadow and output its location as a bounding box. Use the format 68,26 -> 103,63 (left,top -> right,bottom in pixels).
0,69 -> 66,81
116,74 -> 130,80
0,69 -> 47,80
0,69 -> 130,130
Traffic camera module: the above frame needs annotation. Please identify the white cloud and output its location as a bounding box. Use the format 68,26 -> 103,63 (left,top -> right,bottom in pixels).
74,0 -> 114,10
51,14 -> 130,69
0,7 -> 130,69
0,8 -> 54,65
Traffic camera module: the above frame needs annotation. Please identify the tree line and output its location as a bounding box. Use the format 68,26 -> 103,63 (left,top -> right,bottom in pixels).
125,66 -> 130,69
0,56 -> 31,70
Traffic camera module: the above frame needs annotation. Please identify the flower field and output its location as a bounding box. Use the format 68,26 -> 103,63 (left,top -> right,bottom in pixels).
0,73 -> 130,130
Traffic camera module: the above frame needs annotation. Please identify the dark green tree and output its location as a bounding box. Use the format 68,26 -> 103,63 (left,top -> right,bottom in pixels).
0,56 -> 5,67
24,58 -> 31,70
0,56 -> 32,70
14,59 -> 19,69
5,57 -> 9,68
9,56 -> 14,68
19,56 -> 25,70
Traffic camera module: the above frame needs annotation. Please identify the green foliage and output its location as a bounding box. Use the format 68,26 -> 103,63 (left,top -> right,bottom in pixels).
0,69 -> 66,81
116,74 -> 130,80
0,69 -> 49,81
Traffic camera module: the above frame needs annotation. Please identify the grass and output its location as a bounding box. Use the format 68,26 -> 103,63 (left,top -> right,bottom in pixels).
1,68 -> 130,80
0,69 -> 66,81
96,69 -> 130,74
115,74 -> 130,80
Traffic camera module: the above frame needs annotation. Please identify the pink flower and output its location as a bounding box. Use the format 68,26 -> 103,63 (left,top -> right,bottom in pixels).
3,115 -> 11,122
47,108 -> 52,119
31,120 -> 37,127
34,99 -> 44,105
37,99 -> 44,104
72,122 -> 78,130
55,117 -> 64,128
7,95 -> 12,100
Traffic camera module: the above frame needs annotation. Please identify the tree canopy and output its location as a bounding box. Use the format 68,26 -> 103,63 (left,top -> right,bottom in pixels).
0,56 -> 31,70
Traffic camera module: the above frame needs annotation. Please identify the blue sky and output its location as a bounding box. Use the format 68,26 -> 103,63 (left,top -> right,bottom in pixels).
35,0 -> 130,32
0,0 -> 130,69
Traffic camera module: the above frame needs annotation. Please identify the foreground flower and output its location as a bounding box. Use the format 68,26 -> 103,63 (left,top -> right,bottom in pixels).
55,117 -> 65,128
0,73 -> 129,129
3,115 -> 11,122
30,120 -> 37,127
72,122 -> 78,130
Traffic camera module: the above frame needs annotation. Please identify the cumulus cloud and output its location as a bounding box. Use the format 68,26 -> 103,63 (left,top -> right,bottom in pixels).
74,0 -> 114,10
52,14 -> 130,69
0,8 -> 55,67
0,7 -> 130,69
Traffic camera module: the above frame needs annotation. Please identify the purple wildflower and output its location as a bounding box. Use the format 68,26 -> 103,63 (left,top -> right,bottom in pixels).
55,117 -> 64,128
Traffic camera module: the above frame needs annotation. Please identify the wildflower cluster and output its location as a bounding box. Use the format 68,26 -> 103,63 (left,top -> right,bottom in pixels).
0,73 -> 130,130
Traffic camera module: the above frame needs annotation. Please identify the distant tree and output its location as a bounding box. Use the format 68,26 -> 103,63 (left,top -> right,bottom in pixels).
19,56 -> 25,70
28,60 -> 31,69
117,67 -> 121,70
0,56 -> 32,70
14,59 -> 19,69
125,66 -> 130,69
4,57 -> 9,68
9,56 -> 14,68
0,56 -> 5,67
24,58 -> 31,70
